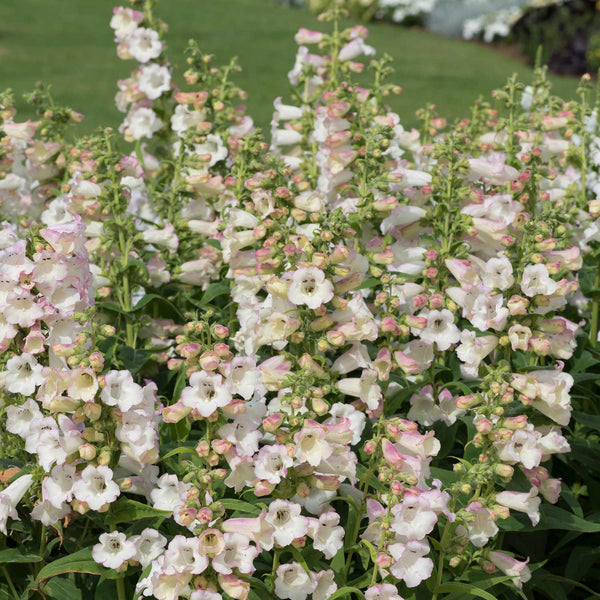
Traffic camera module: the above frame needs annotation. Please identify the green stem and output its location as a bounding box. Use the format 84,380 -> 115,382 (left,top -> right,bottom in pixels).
116,577 -> 126,600
1,565 -> 19,600
270,549 -> 280,592
431,518 -> 453,600
590,261 -> 600,348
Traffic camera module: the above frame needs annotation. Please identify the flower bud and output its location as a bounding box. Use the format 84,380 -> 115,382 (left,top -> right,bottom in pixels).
495,464 -> 514,480
79,443 -> 97,461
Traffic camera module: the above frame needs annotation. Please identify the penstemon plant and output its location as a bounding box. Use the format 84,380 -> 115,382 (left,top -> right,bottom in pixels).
0,1 -> 599,599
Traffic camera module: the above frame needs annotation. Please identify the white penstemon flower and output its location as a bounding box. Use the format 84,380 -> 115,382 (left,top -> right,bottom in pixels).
287,266 -> 334,309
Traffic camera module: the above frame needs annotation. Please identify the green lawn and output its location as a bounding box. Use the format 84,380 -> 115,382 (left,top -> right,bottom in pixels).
0,0 -> 581,133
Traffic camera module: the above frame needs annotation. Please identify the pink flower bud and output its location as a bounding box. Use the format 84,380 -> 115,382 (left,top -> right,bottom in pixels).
199,351 -> 220,371
456,394 -> 480,409
507,295 -> 529,315
162,401 -> 192,423
263,413 -> 284,433
364,440 -> 376,454
197,507 -> 214,523
405,315 -> 427,329
196,440 -> 211,456
254,480 -> 275,497
79,443 -> 97,461
326,329 -> 346,346
475,417 -> 493,434
375,552 -> 392,568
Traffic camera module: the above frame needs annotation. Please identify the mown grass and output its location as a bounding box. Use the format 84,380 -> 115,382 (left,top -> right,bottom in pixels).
0,0 -> 581,134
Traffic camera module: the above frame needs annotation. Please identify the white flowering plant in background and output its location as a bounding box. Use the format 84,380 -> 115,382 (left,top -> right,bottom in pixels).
0,1 -> 599,599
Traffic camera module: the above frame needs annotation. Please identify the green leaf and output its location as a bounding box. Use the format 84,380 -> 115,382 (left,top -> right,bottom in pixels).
33,547 -> 122,591
434,582 -> 498,600
118,346 -> 153,373
499,504 -> 600,533
430,467 -> 459,487
220,498 -> 262,516
43,576 -> 83,600
200,280 -> 230,305
356,277 -> 380,290
109,498 -> 171,524
573,411 -> 600,431
328,586 -> 366,599
0,548 -> 41,563
131,293 -> 184,319
132,563 -> 153,600
171,366 -> 188,403
159,446 -> 197,462
98,301 -> 129,316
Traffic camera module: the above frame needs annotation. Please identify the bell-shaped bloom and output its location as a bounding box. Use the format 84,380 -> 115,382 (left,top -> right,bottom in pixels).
92,531 -> 137,569
0,473 -> 33,534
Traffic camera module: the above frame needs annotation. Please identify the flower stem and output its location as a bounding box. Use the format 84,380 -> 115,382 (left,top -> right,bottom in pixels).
590,261 -> 600,348
1,565 -> 19,600
116,577 -> 126,600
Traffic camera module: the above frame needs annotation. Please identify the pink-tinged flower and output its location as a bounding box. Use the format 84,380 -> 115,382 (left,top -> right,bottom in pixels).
212,532 -> 258,574
3,291 -> 44,328
222,510 -> 276,551
495,488 -> 541,525
463,502 -> 499,547
92,531 -> 136,569
338,38 -> 376,61
100,370 -> 144,412
388,540 -> 434,588
253,444 -> 293,484
312,569 -> 337,600
3,353 -> 44,396
308,511 -> 344,559
287,267 -> 334,309
275,562 -> 316,600
223,356 -> 264,401
138,63 -> 171,99
467,153 -> 519,185
327,403 -> 366,445
520,467 -> 561,504
265,500 -> 309,547
487,551 -> 531,589
294,425 -> 334,467
67,368 -> 98,402
72,465 -> 120,511
418,309 -> 460,350
123,104 -> 163,140
482,256 -> 514,290
5,398 -> 42,437
130,528 -> 167,568
42,464 -> 76,509
407,386 -> 441,426
30,500 -> 70,526
142,222 -> 179,254
110,7 -> 143,38
365,584 -> 404,600
294,28 -> 323,44
496,427 -> 542,469
189,590 -> 222,600
180,370 -> 232,417
0,473 -> 33,534
218,574 -> 250,600
391,495 -> 438,540
273,97 -> 304,121
163,535 -> 209,575
127,27 -> 163,62
520,264 -> 557,297
337,369 -> 382,410
150,473 -> 190,513
469,294 -> 509,332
